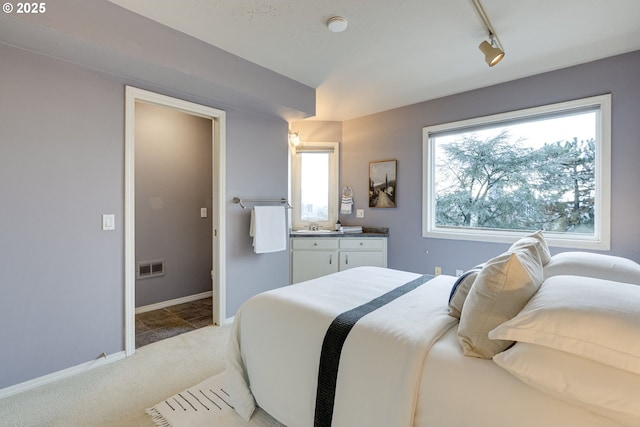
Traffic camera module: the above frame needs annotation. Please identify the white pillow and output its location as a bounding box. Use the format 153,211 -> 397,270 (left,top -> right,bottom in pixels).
490,275 -> 640,375
544,251 -> 640,284
494,342 -> 640,426
458,247 -> 543,359
509,230 -> 551,266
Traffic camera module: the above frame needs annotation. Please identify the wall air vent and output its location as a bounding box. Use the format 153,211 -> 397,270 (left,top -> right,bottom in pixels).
137,259 -> 165,279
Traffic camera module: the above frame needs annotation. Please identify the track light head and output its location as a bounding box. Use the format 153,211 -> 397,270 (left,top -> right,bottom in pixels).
479,39 -> 505,67
471,0 -> 505,67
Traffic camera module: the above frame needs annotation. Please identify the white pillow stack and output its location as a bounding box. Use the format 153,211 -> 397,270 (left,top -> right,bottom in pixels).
449,230 -> 640,424
490,275 -> 640,373
490,275 -> 640,425
449,231 -> 640,424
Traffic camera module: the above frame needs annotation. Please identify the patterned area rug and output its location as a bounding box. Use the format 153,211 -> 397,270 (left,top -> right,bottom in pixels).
147,372 -> 284,427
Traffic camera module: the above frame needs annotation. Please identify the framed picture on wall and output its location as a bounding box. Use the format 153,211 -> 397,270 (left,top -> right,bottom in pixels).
369,159 -> 397,208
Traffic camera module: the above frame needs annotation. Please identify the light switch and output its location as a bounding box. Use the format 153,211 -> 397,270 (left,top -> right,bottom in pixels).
356,209 -> 365,218
102,214 -> 115,231
200,208 -> 208,218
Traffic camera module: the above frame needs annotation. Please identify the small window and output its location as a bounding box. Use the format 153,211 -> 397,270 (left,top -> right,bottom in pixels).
423,94 -> 611,249
291,142 -> 339,230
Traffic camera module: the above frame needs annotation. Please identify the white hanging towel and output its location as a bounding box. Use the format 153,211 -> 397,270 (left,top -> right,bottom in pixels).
249,206 -> 287,254
341,196 -> 353,214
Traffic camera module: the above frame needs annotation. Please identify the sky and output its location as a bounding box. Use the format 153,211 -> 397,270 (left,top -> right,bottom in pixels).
300,152 -> 329,219
437,110 -> 597,149
370,160 -> 396,187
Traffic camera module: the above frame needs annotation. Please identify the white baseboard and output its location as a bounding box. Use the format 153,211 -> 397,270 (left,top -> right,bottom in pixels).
0,351 -> 126,400
1,291 -> 217,399
135,291 -> 213,314
222,315 -> 235,326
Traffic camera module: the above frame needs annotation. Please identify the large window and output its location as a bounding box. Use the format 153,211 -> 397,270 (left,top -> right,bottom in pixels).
291,142 -> 339,230
423,95 -> 611,249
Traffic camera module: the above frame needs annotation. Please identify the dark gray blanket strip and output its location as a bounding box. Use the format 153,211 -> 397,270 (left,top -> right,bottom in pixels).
313,274 -> 433,427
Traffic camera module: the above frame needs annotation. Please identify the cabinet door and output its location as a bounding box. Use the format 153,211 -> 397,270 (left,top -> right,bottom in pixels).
339,251 -> 386,271
291,250 -> 338,283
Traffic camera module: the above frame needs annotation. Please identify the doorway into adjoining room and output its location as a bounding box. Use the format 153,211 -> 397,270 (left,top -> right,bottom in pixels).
134,102 -> 212,347
124,87 -> 227,355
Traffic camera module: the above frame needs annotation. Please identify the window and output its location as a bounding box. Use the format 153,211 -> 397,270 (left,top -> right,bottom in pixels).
291,142 -> 339,230
423,94 -> 611,249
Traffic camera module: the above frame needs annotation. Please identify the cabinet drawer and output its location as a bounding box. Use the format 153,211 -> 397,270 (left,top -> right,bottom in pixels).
339,238 -> 384,250
291,238 -> 339,250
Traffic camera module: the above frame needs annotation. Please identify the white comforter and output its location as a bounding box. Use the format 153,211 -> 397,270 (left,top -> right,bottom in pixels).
227,267 -> 457,427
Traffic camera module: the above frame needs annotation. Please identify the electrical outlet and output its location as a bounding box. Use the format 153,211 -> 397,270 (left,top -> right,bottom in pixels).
356,209 -> 364,218
434,266 -> 442,276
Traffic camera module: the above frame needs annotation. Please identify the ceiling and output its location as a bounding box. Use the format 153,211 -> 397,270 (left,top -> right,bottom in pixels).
109,0 -> 640,121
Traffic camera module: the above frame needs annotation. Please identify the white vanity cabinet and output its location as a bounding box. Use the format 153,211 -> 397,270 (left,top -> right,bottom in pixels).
290,235 -> 387,284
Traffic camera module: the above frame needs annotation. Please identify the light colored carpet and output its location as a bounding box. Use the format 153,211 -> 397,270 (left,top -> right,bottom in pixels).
0,325 -> 284,427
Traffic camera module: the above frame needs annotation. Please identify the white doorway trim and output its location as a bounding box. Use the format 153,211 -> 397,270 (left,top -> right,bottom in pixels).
124,86 -> 227,356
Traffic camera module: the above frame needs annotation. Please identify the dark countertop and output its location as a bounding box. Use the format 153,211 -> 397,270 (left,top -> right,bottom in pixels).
290,226 -> 389,237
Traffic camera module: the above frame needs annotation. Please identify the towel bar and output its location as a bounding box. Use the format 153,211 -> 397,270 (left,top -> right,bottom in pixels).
233,197 -> 292,209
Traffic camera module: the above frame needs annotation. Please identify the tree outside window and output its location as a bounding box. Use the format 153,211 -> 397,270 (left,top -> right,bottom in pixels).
423,95 -> 611,249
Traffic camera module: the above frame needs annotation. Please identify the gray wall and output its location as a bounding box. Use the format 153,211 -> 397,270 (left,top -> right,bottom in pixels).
0,43 -> 124,388
0,40 -> 292,389
225,114 -> 291,315
335,51 -> 640,275
135,103 -> 213,307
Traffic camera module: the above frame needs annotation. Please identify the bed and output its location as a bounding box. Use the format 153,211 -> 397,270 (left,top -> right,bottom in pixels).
227,233 -> 640,427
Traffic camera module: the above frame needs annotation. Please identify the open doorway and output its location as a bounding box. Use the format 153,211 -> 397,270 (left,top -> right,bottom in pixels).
134,102 -> 212,347
124,87 -> 226,356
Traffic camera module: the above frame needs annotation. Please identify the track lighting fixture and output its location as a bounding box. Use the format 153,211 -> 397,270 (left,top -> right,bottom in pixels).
471,0 -> 505,67
479,34 -> 505,67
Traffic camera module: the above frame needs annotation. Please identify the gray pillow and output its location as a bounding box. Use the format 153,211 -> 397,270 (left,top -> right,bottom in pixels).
448,265 -> 484,318
458,246 -> 544,359
450,232 -> 549,320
